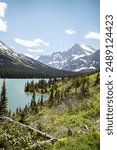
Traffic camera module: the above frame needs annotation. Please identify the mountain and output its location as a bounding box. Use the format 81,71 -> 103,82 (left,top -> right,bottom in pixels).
37,43 -> 100,72
63,49 -> 100,72
0,41 -> 77,78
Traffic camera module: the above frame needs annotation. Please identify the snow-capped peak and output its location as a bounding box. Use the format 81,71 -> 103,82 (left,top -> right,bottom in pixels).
0,41 -> 20,58
80,44 -> 95,53
37,42 -> 99,73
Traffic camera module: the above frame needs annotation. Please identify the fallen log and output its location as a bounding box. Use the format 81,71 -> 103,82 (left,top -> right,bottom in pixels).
1,116 -> 57,140
27,138 -> 58,149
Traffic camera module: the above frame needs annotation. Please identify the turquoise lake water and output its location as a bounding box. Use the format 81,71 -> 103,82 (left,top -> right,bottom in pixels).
0,79 -> 49,112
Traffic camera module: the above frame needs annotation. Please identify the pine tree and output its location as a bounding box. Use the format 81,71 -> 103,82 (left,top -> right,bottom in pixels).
40,95 -> 43,110
30,91 -> 38,113
0,79 -> 8,116
54,89 -> 60,105
35,104 -> 38,113
24,104 -> 28,114
24,81 -> 30,92
60,90 -> 64,102
80,77 -> 86,98
16,107 -> 19,115
12,112 -> 15,118
0,96 -> 2,115
19,111 -> 26,124
30,92 -> 36,110
73,78 -> 80,94
19,107 -> 22,113
94,73 -> 100,86
53,78 -> 57,83
7,109 -> 11,117
48,88 -> 54,107
80,77 -> 89,98
48,78 -> 53,87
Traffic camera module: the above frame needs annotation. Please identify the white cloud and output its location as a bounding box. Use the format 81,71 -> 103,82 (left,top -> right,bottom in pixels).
0,2 -> 8,17
65,28 -> 76,35
24,53 -> 34,58
0,2 -> 8,32
85,31 -> 100,40
27,48 -> 44,53
0,19 -> 7,31
14,38 -> 50,47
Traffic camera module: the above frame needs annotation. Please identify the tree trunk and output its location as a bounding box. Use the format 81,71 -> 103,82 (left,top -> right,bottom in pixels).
1,116 -> 57,140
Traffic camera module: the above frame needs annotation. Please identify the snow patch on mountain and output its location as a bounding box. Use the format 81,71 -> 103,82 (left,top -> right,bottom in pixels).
37,43 -> 99,72
72,54 -> 85,61
73,67 -> 87,72
80,44 -> 95,53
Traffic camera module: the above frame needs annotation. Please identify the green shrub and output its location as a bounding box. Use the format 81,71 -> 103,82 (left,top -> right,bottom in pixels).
49,131 -> 100,150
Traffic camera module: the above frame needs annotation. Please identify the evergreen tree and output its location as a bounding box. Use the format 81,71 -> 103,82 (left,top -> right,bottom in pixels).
0,96 -> 2,115
48,88 -> 54,107
0,79 -> 8,116
60,90 -> 64,102
54,89 -> 60,105
30,91 -> 38,113
24,81 -> 30,92
24,104 -> 28,114
41,89 -> 44,94
61,77 -> 64,81
80,77 -> 86,98
53,84 -> 58,91
12,112 -> 15,118
7,109 -> 11,117
45,85 -> 47,93
16,108 -> 19,115
19,107 -> 22,113
30,91 -> 36,111
31,80 -> 34,87
53,78 -> 57,83
80,77 -> 89,98
94,73 -> 100,86
73,78 -> 80,94
40,95 -> 43,110
48,78 -> 53,87
19,111 -> 26,124
35,104 -> 38,113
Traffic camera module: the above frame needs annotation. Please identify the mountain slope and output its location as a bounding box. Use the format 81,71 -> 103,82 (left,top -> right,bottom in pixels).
0,41 -> 77,78
64,50 -> 100,72
37,43 -> 100,72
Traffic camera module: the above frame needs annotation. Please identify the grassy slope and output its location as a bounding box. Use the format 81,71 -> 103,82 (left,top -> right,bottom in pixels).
27,72 -> 100,150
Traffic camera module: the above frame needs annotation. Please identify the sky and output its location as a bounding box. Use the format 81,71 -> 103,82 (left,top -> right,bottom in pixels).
0,0 -> 100,59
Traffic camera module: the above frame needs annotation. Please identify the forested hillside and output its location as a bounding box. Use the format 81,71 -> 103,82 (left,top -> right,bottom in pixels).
0,72 -> 100,149
0,41 -> 80,78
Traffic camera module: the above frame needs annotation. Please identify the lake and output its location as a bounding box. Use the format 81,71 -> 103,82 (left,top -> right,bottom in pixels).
0,79 -> 49,112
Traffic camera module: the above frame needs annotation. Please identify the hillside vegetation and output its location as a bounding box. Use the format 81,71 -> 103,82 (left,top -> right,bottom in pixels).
0,72 -> 100,149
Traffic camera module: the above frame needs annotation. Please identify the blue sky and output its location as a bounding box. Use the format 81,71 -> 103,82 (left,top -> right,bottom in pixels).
0,0 -> 100,58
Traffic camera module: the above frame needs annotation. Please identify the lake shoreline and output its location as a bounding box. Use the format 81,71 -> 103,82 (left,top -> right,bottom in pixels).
0,79 -> 49,112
